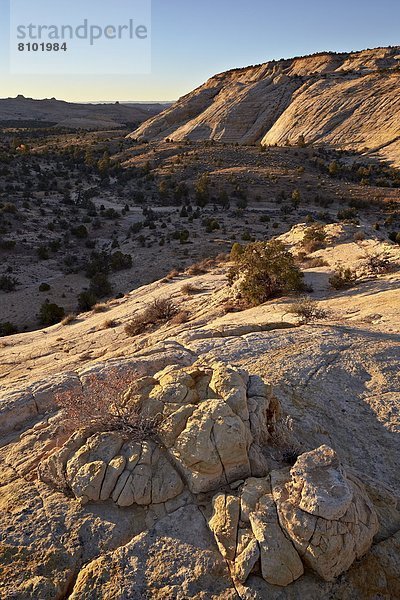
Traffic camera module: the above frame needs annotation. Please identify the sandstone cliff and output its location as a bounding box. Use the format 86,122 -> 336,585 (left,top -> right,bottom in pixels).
131,47 -> 400,166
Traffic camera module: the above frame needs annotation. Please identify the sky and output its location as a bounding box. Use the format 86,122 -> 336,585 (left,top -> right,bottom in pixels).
0,0 -> 399,102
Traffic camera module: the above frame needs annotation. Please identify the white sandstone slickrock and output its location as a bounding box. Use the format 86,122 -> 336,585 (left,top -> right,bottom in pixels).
39,363 -> 277,503
33,364 -> 380,594
208,446 -> 379,587
130,48 -> 400,167
271,445 -> 380,581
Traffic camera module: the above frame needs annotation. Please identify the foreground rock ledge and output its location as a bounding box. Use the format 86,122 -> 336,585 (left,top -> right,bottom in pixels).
32,363 -> 381,594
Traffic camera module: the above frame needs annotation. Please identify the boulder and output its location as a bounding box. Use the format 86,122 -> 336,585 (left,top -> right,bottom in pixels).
271,446 -> 379,581
52,364 -> 278,498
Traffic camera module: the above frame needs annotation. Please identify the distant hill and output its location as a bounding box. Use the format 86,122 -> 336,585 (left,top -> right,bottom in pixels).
131,46 -> 400,166
0,95 -> 167,129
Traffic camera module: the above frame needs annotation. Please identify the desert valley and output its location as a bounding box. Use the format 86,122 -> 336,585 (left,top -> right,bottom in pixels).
0,46 -> 399,599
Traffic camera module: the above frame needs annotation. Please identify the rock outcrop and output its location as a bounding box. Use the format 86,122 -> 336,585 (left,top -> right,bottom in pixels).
1,225 -> 400,598
0,357 -> 399,598
271,446 -> 379,581
208,446 -> 378,588
40,363 -> 278,502
130,47 -> 400,166
31,364 -> 382,596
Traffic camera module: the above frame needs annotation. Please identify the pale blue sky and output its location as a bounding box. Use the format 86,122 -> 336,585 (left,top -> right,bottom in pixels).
0,0 -> 399,101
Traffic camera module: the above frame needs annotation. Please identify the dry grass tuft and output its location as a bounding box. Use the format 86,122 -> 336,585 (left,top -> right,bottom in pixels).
287,296 -> 328,323
61,314 -> 77,326
102,319 -> 119,329
125,298 -> 178,337
92,303 -> 108,313
180,283 -> 203,295
170,310 -> 190,325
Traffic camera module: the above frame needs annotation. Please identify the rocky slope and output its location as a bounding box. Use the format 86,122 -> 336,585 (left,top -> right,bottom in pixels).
0,96 -> 167,129
1,223 -> 400,598
131,47 -> 400,166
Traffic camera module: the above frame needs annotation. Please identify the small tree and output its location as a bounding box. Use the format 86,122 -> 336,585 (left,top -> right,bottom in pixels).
110,251 -> 132,272
90,273 -> 112,298
328,160 -> 340,177
78,290 -> 98,312
39,301 -> 65,326
301,224 -> 327,253
0,321 -> 18,337
229,239 -> 305,305
195,174 -> 210,207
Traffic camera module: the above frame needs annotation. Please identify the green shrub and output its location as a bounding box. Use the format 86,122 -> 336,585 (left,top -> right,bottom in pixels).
229,239 -> 305,305
301,224 -> 327,253
388,231 -> 400,245
39,301 -> 65,326
39,283 -> 51,292
328,160 -> 340,177
0,239 -> 16,250
37,245 -> 50,260
329,268 -> 357,290
72,225 -> 88,239
89,273 -> 112,298
0,321 -> 18,337
110,251 -> 132,271
78,291 -> 98,312
0,275 -> 18,292
337,208 -> 358,221
195,173 -> 210,207
291,189 -> 301,204
230,242 -> 244,260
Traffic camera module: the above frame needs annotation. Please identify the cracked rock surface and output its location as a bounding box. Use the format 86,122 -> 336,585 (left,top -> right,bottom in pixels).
1,362 -> 399,599
1,224 -> 400,599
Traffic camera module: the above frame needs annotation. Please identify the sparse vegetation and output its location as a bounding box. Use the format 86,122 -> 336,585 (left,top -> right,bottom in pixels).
102,319 -> 118,329
229,239 -> 305,305
270,415 -> 302,466
366,254 -> 394,274
180,283 -> 202,295
0,122 -> 398,334
39,301 -> 65,326
125,297 -> 178,337
0,321 -> 18,337
78,291 -> 98,312
0,275 -> 18,292
170,310 -> 190,325
61,314 -> 77,326
301,224 -> 327,253
55,370 -> 160,439
92,303 -> 108,313
329,267 -> 358,290
288,297 -> 328,323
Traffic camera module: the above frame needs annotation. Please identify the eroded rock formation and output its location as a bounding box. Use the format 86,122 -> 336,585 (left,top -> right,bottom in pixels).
40,363 -> 278,502
130,47 -> 400,166
36,363 -> 381,594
